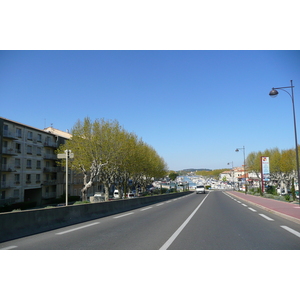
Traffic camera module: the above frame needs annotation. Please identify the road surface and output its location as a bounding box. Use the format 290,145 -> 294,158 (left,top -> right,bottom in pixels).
1,191 -> 300,250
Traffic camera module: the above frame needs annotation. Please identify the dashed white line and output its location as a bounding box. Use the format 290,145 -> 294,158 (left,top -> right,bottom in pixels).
156,203 -> 164,206
114,212 -> 134,219
259,214 -> 274,221
140,206 -> 153,211
56,222 -> 100,235
160,193 -> 210,250
248,207 -> 257,212
241,204 -> 247,207
0,245 -> 17,250
281,226 -> 300,238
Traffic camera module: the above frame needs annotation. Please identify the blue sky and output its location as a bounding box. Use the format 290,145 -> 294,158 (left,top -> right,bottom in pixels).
1,50 -> 300,171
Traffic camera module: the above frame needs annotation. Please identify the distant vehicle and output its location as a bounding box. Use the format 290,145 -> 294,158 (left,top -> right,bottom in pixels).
126,192 -> 135,198
94,192 -> 105,202
113,190 -> 120,199
196,185 -> 205,194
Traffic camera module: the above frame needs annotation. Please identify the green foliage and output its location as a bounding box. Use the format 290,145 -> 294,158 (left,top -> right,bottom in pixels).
57,117 -> 168,200
169,172 -> 179,181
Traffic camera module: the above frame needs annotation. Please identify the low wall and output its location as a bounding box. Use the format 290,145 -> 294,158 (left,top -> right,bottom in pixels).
0,191 -> 192,243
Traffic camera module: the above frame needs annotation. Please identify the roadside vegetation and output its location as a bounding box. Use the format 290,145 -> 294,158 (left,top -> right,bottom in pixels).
57,117 -> 168,201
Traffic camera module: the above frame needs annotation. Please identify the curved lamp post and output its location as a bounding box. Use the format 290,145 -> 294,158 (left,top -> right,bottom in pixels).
235,146 -> 246,194
269,80 -> 299,203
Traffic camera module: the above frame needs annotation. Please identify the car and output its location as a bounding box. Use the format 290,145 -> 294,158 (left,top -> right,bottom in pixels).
113,190 -> 120,199
126,192 -> 135,198
196,185 -> 205,194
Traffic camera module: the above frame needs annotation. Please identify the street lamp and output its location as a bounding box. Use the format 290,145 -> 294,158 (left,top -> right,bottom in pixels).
235,146 -> 246,194
227,161 -> 234,190
269,80 -> 299,203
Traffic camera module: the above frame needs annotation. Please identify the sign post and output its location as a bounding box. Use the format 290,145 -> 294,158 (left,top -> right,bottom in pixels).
57,150 -> 74,206
261,156 -> 270,194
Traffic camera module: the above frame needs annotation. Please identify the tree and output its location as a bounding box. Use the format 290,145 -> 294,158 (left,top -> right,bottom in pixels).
169,172 -> 178,181
57,117 -> 168,201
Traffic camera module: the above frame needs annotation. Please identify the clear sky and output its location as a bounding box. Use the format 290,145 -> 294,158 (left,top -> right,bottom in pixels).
1,50 -> 299,171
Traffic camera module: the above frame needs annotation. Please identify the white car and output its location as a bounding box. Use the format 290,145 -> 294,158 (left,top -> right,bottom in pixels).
196,185 -> 205,194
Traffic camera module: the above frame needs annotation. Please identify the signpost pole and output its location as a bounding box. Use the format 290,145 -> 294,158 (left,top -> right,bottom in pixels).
65,150 -> 68,206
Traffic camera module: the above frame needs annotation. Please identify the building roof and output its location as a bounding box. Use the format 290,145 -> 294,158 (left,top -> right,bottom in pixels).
43,127 -> 72,139
1,117 -> 72,139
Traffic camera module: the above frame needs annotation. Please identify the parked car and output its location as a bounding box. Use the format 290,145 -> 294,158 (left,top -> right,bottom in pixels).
196,185 -> 205,194
113,190 -> 120,199
126,192 -> 135,198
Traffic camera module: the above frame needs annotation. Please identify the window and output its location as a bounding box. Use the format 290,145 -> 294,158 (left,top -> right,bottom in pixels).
15,158 -> 21,168
36,174 -> 41,183
36,147 -> 42,156
27,145 -> 32,154
27,131 -> 33,140
14,174 -> 20,184
15,143 -> 21,153
13,189 -> 19,198
26,174 -> 31,183
26,159 -> 32,168
36,160 -> 41,169
16,128 -> 22,138
37,134 -> 42,142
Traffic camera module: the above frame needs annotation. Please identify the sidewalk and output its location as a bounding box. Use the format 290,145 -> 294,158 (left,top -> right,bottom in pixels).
226,191 -> 300,225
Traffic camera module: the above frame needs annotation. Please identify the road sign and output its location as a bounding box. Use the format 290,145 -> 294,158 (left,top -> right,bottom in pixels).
57,153 -> 65,159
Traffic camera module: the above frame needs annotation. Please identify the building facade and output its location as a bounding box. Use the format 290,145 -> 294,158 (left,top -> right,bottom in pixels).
0,117 -> 76,206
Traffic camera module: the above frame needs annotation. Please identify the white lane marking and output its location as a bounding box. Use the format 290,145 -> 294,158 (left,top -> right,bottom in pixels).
140,206 -> 153,211
56,222 -> 100,235
156,203 -> 164,206
259,214 -> 274,221
248,207 -> 257,212
237,201 -> 241,203
241,204 -> 247,207
0,245 -> 17,250
166,201 -> 171,203
160,193 -> 210,250
281,226 -> 300,238
114,212 -> 134,219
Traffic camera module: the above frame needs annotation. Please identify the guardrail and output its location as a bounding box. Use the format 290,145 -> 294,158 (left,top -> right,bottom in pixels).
0,191 -> 193,243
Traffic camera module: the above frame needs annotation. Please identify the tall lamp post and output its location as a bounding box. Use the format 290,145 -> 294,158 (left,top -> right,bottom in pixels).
227,161 -> 234,190
235,146 -> 246,194
269,80 -> 299,203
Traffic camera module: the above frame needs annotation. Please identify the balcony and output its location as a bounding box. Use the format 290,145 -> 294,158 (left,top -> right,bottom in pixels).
2,148 -> 17,156
0,181 -> 16,189
43,180 -> 57,185
2,130 -> 17,140
43,167 -> 58,173
43,154 -> 57,160
44,141 -> 57,148
1,164 -> 16,172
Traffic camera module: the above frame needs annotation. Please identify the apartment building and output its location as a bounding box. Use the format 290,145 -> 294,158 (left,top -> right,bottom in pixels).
0,117 -> 76,206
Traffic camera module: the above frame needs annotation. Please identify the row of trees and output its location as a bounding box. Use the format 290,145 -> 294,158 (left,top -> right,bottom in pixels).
57,117 -> 168,201
247,147 -> 298,192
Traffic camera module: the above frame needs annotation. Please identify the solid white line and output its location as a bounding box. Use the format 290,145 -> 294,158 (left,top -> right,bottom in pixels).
160,193 -> 210,250
259,214 -> 274,221
56,222 -> 100,235
248,207 -> 257,212
0,245 -> 17,250
281,226 -> 300,238
114,212 -> 134,219
141,206 -> 153,211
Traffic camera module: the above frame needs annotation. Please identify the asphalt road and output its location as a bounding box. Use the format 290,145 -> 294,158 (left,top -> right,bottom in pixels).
1,191 -> 300,250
